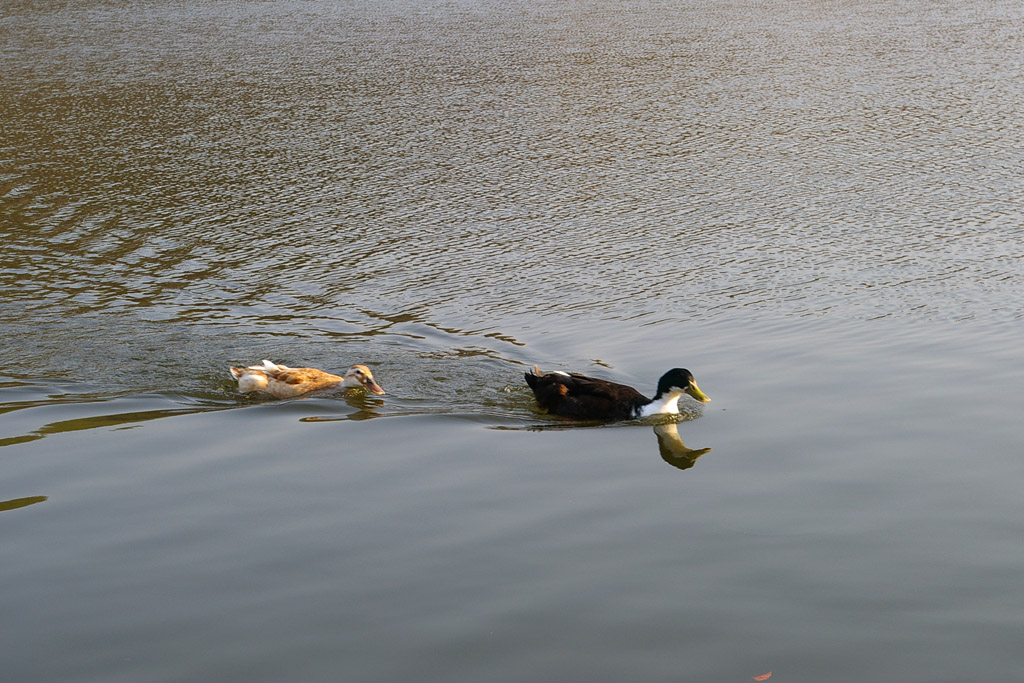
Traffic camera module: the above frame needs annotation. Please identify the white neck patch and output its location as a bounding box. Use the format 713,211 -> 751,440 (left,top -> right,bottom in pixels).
637,389 -> 683,418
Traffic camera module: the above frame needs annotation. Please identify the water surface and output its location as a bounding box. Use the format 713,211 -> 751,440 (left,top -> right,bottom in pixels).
3,0 -> 1024,680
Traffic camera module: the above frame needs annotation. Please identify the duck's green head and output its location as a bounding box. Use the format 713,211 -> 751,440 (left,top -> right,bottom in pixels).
658,368 -> 710,403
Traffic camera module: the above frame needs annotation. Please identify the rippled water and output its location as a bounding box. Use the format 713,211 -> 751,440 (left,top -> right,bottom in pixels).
3,0 -> 1024,680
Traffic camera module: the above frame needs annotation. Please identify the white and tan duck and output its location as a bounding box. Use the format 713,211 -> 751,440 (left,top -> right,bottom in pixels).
229,360 -> 385,399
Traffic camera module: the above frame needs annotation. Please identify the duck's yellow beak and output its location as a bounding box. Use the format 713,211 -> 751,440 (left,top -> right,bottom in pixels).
686,382 -> 710,403
364,380 -> 385,395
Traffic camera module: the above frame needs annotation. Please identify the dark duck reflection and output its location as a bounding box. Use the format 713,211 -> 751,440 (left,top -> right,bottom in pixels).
524,366 -> 709,421
654,423 -> 712,471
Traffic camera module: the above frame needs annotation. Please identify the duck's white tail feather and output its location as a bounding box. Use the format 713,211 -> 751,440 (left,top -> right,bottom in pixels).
231,366 -> 269,393
229,363 -> 271,393
261,360 -> 283,371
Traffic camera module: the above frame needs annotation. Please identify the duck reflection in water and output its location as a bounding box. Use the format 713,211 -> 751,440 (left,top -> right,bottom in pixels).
653,422 -> 711,471
521,421 -> 711,471
0,495 -> 48,513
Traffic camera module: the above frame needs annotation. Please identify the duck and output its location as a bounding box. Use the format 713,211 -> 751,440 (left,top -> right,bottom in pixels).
524,366 -> 709,421
229,360 -> 385,399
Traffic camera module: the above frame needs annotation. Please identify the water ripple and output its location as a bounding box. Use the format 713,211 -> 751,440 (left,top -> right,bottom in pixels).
3,0 -> 1024,392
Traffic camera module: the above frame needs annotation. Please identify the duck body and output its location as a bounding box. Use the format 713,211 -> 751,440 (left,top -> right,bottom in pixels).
524,366 -> 709,421
229,360 -> 384,399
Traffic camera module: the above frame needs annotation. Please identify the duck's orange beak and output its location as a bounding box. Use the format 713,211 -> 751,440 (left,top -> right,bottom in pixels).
363,378 -> 385,395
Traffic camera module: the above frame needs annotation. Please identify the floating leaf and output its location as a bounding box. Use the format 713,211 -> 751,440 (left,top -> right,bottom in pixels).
753,673 -> 772,681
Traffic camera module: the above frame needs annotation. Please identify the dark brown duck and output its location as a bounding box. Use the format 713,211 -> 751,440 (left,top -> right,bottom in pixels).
524,366 -> 710,421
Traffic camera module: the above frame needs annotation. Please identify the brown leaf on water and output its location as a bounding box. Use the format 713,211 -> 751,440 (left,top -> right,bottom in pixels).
752,673 -> 772,681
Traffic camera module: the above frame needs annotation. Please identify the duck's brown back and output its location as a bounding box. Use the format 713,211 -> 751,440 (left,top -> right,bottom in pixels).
525,371 -> 648,420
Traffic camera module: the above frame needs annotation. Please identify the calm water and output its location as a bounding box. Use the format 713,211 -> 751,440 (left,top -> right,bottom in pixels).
3,0 -> 1024,680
